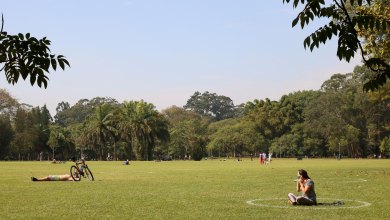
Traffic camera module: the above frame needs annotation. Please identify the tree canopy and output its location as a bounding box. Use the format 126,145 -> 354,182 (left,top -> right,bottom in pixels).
282,0 -> 390,91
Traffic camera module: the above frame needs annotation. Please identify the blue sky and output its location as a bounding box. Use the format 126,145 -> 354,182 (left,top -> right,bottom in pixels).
0,0 -> 360,115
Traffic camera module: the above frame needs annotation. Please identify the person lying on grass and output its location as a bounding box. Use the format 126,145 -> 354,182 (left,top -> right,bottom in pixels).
31,174 -> 74,181
288,169 -> 317,206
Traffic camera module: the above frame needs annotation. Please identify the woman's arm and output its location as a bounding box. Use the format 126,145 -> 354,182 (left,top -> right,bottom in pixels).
300,179 -> 313,193
296,178 -> 302,192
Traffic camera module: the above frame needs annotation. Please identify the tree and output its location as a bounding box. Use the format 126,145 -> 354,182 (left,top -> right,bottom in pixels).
47,125 -> 75,160
83,104 -> 114,160
0,88 -> 19,117
184,91 -> 237,121
53,101 -> 70,126
0,15 -> 69,88
357,0 -> 390,64
54,97 -> 118,126
10,107 -> 36,160
0,115 -> 14,159
207,119 -> 266,158
283,0 -> 390,90
116,101 -> 169,161
380,136 -> 390,157
163,106 -> 209,160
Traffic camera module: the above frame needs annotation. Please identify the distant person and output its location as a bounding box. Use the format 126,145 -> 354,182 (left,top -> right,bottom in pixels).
268,152 -> 272,164
123,159 -> 129,165
31,174 -> 74,181
288,169 -> 317,206
259,153 -> 262,165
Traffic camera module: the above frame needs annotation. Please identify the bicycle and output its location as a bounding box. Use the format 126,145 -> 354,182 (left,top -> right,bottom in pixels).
70,159 -> 94,181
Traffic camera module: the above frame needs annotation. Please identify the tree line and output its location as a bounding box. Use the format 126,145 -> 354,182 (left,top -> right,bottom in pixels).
1,65 -> 390,161
1,0 -> 389,160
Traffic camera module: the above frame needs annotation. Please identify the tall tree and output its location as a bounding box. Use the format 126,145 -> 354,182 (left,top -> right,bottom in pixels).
207,119 -> 266,158
117,101 -> 169,161
83,104 -> 114,160
163,106 -> 209,160
0,88 -> 19,117
184,91 -> 237,121
53,97 -> 118,126
0,115 -> 14,159
47,125 -> 75,160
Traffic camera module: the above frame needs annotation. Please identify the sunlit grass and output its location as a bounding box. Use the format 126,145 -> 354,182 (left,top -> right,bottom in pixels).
0,159 -> 389,219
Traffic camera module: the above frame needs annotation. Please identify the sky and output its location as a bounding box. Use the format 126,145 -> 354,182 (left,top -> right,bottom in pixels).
0,0 -> 361,115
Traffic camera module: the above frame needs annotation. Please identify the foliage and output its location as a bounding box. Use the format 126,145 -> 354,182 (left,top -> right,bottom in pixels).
282,0 -> 390,91
380,136 -> 390,157
0,88 -> 19,117
357,0 -> 390,63
207,119 -> 266,157
0,15 -> 69,88
163,106 -> 209,160
47,125 -> 75,160
184,91 -> 237,121
54,97 -> 119,126
9,106 -> 51,160
0,115 -> 13,159
116,100 -> 170,161
2,69 -> 390,160
83,104 -> 115,160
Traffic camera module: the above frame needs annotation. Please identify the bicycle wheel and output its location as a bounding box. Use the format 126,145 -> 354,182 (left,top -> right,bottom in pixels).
84,167 -> 94,181
70,165 -> 81,181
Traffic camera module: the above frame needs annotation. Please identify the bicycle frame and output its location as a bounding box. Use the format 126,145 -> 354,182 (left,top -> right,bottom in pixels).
70,160 -> 94,181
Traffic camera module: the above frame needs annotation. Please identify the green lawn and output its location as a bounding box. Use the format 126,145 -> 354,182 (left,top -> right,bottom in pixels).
0,158 -> 389,219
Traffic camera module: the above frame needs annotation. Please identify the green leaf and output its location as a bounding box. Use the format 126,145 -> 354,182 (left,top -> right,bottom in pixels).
63,59 -> 70,67
58,59 -> 65,70
51,58 -> 57,70
293,0 -> 299,8
303,36 -> 311,49
18,33 -> 24,40
300,13 -> 305,29
292,16 -> 299,27
30,73 -> 36,86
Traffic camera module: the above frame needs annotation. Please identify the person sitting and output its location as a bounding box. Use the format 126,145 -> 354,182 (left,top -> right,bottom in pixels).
288,169 -> 317,205
31,174 -> 74,181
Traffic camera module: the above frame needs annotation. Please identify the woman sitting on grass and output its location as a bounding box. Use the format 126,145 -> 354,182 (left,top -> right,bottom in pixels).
288,169 -> 317,206
31,174 -> 74,181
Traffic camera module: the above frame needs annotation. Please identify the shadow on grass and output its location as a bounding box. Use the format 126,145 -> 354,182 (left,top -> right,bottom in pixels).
317,201 -> 345,206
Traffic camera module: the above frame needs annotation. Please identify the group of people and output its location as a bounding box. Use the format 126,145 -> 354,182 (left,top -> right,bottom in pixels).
259,152 -> 272,165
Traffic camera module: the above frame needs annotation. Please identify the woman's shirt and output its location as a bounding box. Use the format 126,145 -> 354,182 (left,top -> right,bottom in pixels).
303,179 -> 317,202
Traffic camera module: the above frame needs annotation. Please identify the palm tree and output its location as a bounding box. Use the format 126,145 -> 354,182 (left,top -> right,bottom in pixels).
116,101 -> 169,160
83,104 -> 115,160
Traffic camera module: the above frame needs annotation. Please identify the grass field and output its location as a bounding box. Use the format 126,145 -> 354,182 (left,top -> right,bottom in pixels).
0,158 -> 389,219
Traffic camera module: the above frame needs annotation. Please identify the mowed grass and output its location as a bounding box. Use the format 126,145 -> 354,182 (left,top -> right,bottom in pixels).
0,158 -> 389,219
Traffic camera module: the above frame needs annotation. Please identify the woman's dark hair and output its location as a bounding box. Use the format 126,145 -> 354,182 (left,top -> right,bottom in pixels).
298,169 -> 310,179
